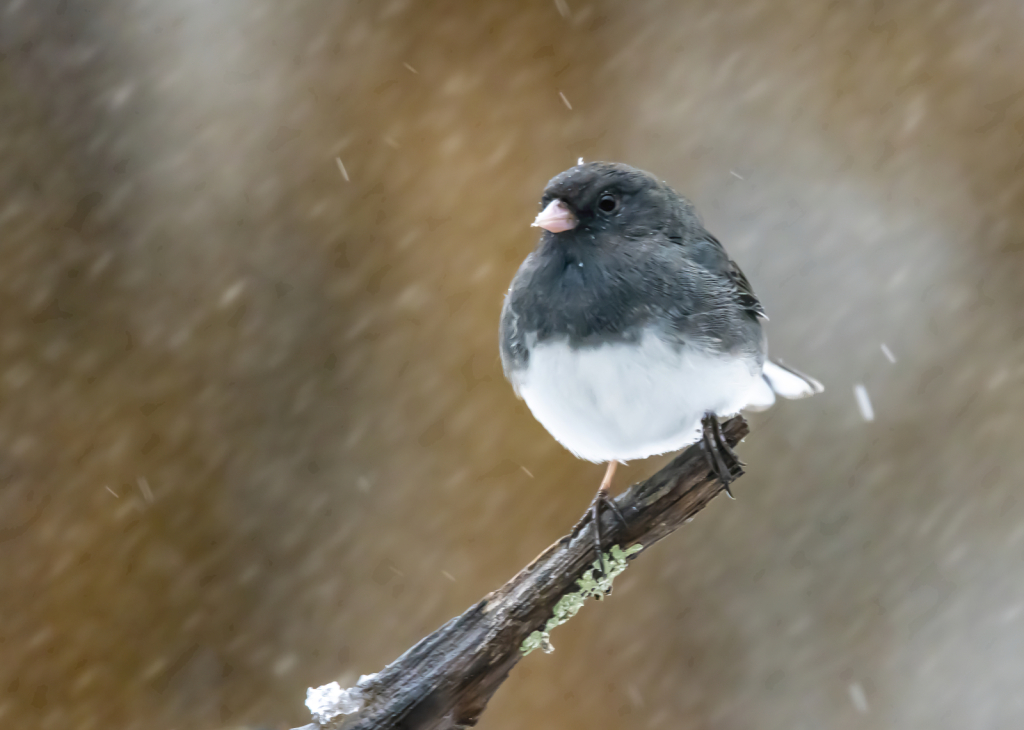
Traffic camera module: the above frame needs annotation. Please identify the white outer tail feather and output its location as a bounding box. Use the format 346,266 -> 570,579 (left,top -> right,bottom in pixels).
745,360 -> 824,413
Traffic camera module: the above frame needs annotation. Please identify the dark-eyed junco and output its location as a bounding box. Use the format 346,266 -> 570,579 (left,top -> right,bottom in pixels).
500,161 -> 822,563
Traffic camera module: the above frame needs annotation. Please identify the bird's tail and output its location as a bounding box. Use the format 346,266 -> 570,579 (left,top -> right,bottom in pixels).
745,360 -> 824,412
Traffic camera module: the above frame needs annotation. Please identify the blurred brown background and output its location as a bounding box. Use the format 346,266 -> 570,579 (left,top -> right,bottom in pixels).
2,0 -> 1024,728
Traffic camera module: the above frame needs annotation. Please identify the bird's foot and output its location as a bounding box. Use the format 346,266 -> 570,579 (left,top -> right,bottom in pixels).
568,462 -> 628,579
700,413 -> 744,497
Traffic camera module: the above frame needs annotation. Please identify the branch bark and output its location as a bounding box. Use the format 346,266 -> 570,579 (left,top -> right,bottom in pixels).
300,416 -> 750,730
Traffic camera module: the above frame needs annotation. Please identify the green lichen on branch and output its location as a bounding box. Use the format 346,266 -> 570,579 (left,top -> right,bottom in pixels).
520,544 -> 643,656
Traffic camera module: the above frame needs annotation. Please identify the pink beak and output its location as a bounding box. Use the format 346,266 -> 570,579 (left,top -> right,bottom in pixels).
531,199 -> 578,233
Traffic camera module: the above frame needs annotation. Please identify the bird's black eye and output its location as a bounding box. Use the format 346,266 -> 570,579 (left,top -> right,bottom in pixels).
597,193 -> 619,214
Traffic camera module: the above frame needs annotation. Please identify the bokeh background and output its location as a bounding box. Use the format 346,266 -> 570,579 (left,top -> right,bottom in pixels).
2,0 -> 1024,728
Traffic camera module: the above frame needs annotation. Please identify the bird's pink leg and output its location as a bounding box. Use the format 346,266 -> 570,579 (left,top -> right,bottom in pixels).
569,460 -> 627,576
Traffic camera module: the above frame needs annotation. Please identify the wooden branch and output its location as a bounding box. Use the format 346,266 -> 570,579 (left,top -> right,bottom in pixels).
298,416 -> 750,730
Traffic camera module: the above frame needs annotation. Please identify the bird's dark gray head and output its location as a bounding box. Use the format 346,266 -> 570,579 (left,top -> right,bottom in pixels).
502,159 -> 764,367
532,161 -> 700,243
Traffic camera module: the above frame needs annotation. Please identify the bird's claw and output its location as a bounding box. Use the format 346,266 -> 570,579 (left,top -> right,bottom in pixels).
701,413 -> 743,497
570,487 -> 628,578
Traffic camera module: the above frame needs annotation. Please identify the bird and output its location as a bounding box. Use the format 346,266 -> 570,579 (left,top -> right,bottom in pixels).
499,161 -> 822,568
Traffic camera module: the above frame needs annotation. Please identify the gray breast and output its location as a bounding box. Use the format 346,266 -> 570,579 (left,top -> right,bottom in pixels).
499,244 -> 765,387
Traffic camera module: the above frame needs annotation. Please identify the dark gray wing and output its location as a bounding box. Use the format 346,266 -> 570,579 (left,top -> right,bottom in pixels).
669,231 -> 766,321
724,256 -> 767,320
656,231 -> 766,359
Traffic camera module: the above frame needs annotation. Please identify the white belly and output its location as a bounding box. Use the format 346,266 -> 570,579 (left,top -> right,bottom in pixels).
516,332 -> 761,463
